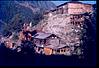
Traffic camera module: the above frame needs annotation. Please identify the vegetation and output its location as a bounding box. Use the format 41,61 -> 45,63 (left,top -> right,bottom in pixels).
0,1 -> 56,36
2,12 -> 44,37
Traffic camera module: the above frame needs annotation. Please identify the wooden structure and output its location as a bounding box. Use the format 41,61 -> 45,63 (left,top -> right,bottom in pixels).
70,14 -> 85,26
32,32 -> 76,55
44,2 -> 93,16
33,32 -> 60,47
33,32 -> 60,55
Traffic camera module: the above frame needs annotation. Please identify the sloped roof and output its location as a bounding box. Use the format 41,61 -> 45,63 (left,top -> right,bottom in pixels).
57,1 -> 92,8
45,44 -> 67,49
33,32 -> 52,39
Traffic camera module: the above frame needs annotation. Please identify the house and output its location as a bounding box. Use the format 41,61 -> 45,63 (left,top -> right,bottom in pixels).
4,39 -> 14,49
33,32 -> 60,47
32,32 -> 60,55
43,2 -> 92,29
32,32 -> 75,56
44,2 -> 93,17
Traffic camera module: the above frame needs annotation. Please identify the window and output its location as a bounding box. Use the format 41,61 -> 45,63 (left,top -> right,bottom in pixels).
61,49 -> 63,52
64,50 -> 65,52
52,37 -> 54,39
70,18 -> 72,19
55,37 -> 57,39
72,21 -> 74,25
57,50 -> 60,52
75,22 -> 76,25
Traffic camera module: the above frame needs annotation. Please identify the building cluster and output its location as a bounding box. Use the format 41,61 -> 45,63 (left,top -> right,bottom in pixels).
0,2 -> 93,56
18,23 -> 78,56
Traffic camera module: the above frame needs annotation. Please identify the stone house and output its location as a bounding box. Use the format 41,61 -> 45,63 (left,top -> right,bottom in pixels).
44,2 -> 93,17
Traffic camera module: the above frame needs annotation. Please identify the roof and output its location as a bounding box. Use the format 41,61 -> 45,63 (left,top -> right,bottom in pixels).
57,1 -> 92,8
44,1 -> 92,15
36,44 -> 44,48
45,44 -> 67,49
33,32 -> 52,39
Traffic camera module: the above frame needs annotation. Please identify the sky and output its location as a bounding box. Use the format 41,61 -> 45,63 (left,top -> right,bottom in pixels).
52,1 -> 96,6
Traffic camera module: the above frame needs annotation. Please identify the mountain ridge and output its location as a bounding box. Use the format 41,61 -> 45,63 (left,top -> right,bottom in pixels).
0,1 -> 56,35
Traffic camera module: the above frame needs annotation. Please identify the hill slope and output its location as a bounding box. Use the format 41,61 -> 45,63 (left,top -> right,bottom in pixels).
0,1 -> 56,35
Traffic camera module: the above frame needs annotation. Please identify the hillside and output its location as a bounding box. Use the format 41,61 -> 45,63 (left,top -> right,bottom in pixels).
0,1 -> 56,36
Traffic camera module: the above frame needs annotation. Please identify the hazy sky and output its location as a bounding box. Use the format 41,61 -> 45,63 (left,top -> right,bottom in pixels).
52,1 -> 96,6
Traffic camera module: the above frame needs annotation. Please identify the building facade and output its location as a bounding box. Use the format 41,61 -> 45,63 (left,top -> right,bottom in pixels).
44,2 -> 93,16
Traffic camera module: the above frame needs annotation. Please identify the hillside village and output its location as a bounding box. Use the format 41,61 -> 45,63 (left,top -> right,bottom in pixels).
0,2 -> 94,56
